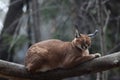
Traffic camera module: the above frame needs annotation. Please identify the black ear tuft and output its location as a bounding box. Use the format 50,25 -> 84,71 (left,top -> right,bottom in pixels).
74,25 -> 81,38
88,30 -> 98,37
75,29 -> 80,38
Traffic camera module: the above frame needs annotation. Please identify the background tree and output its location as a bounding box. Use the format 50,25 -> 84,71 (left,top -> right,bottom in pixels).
0,0 -> 25,61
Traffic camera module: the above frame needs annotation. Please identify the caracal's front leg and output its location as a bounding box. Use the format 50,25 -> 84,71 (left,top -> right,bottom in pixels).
76,53 -> 101,63
62,53 -> 101,68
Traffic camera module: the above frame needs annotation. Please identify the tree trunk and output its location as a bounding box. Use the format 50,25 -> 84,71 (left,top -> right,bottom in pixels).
29,0 -> 41,43
0,0 -> 24,61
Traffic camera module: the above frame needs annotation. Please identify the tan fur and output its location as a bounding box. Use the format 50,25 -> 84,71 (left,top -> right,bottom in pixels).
25,34 -> 100,73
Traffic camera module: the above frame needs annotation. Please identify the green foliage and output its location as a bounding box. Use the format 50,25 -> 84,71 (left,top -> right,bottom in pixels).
41,0 -> 72,22
41,0 -> 73,41
2,33 -> 13,45
41,6 -> 59,21
8,35 -> 28,52
14,35 -> 28,49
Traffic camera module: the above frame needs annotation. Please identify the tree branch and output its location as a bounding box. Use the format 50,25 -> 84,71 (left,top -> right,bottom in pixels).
0,52 -> 120,80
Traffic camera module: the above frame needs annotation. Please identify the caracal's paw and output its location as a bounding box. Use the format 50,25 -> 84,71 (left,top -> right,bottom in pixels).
94,53 -> 101,58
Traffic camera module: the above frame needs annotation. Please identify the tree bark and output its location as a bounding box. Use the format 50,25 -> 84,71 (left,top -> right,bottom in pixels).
0,52 -> 119,80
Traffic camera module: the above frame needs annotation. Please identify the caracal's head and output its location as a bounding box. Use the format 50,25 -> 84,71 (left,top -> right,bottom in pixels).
73,26 -> 98,50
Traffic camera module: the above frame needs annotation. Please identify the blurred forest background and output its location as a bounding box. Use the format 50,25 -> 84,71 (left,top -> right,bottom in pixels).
0,0 -> 120,80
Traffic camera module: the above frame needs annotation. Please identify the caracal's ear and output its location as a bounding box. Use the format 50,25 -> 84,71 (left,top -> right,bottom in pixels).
74,25 -> 81,38
88,30 -> 98,38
